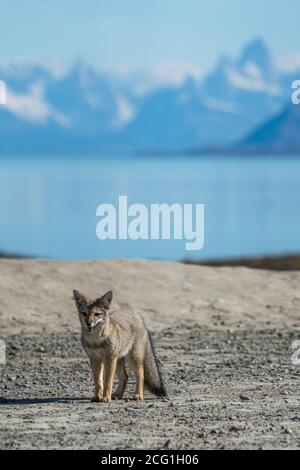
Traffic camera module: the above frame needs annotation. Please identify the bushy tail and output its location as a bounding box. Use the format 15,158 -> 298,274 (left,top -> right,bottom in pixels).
144,330 -> 168,398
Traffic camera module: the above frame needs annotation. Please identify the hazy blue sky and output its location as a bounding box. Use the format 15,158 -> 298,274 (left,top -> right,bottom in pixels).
1,0 -> 299,71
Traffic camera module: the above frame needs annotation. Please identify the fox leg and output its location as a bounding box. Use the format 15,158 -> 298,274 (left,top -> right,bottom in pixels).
112,359 -> 128,400
133,360 -> 145,401
90,359 -> 103,402
102,356 -> 118,402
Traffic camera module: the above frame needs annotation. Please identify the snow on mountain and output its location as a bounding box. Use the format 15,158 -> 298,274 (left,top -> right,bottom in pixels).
0,39 -> 299,154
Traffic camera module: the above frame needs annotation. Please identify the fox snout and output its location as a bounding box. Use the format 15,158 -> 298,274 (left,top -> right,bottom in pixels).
84,316 -> 105,332
85,318 -> 95,331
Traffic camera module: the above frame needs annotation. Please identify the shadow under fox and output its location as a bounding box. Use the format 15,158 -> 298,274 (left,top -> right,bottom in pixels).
73,290 -> 167,402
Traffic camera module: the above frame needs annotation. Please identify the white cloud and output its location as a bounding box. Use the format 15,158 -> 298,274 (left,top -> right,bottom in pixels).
4,81 -> 70,125
277,54 -> 300,73
146,60 -> 203,87
116,60 -> 203,95
0,60 -> 69,81
0,80 -> 6,105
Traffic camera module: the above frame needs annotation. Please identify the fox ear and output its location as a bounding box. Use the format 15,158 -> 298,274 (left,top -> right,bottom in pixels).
73,290 -> 87,309
96,290 -> 113,310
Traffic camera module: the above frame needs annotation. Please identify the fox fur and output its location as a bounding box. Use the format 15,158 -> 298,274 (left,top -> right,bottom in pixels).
73,289 -> 167,402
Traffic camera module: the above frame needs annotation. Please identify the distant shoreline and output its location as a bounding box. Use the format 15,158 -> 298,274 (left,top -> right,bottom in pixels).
1,149 -> 300,159
0,251 -> 32,259
184,254 -> 300,271
1,250 -> 300,271
137,148 -> 300,157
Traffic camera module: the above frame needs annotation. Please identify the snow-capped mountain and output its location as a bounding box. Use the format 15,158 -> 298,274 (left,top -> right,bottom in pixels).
0,39 -> 299,155
194,39 -> 287,147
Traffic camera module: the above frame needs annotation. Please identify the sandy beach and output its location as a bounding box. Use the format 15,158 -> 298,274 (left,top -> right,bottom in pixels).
0,259 -> 300,449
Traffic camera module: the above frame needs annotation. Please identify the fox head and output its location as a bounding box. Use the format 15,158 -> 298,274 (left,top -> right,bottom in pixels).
73,290 -> 113,333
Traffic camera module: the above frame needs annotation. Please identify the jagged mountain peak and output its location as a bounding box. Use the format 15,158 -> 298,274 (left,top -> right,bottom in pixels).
238,38 -> 274,75
0,38 -> 298,154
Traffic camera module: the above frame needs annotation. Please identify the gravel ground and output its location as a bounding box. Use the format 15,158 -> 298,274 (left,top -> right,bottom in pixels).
1,325 -> 300,450
1,259 -> 300,449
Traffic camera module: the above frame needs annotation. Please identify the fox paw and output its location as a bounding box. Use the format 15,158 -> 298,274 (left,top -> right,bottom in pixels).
101,396 -> 111,402
111,390 -> 124,400
112,393 -> 123,401
91,396 -> 101,403
134,393 -> 144,401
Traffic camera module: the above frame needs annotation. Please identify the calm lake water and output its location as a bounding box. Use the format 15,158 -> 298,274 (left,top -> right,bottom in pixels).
1,154 -> 300,261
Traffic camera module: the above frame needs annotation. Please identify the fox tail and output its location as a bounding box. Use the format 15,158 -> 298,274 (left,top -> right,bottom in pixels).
144,330 -> 168,398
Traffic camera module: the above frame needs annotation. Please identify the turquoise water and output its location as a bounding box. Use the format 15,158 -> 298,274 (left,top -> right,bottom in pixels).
1,154 -> 300,260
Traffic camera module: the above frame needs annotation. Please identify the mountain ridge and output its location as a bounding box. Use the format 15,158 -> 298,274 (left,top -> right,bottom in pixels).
0,38 -> 299,155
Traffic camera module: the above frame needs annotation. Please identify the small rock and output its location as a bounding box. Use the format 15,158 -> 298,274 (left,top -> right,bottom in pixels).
164,439 -> 172,449
240,395 -> 250,402
8,375 -> 17,382
229,426 -> 240,432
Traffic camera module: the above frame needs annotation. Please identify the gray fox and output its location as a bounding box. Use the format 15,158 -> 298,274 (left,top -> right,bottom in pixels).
73,289 -> 167,402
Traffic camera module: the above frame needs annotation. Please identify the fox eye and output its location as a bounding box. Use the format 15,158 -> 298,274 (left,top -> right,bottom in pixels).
81,311 -> 87,317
